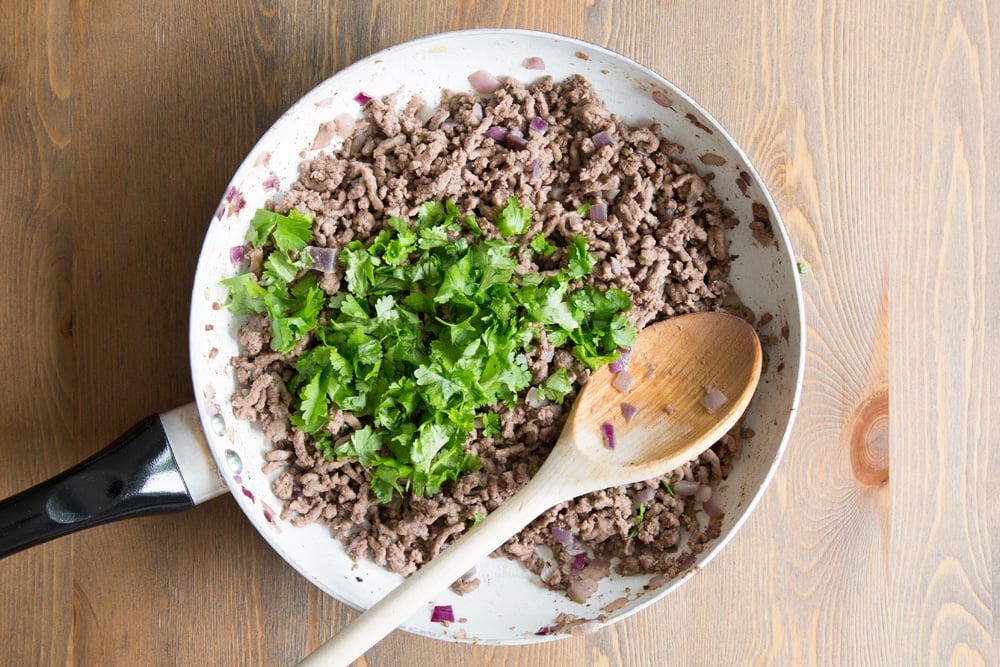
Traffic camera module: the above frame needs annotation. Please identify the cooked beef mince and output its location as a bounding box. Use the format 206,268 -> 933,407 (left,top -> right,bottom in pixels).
232,74 -> 750,598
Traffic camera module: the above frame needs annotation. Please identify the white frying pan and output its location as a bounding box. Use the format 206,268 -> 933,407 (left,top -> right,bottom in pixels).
0,29 -> 804,645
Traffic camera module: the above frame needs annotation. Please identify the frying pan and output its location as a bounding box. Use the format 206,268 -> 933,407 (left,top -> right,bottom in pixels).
0,29 -> 804,644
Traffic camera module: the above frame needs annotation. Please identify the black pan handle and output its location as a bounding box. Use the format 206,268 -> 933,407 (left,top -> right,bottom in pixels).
0,406 -> 226,559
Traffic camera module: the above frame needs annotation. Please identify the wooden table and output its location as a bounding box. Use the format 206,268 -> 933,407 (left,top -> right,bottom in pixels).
2,1 -> 996,665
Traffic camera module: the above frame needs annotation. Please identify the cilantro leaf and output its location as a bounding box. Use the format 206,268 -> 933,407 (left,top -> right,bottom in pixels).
221,273 -> 267,314
538,367 -> 573,404
248,208 -> 313,252
496,196 -> 532,238
530,233 -> 557,256
566,235 -> 597,280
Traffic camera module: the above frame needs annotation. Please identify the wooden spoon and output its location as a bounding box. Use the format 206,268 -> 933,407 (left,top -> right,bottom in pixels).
298,311 -> 762,666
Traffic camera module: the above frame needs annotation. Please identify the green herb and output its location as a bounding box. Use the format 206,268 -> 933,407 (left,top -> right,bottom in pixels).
576,203 -> 591,215
223,198 -> 636,503
797,260 -> 810,274
530,233 -> 557,256
661,481 -> 676,497
627,503 -> 648,540
496,196 -> 532,238
468,512 -> 485,528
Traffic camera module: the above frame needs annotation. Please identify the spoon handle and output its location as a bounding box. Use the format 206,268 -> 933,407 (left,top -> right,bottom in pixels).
296,466 -> 569,666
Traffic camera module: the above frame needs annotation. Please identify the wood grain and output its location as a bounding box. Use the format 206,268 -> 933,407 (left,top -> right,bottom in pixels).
0,1 -> 995,665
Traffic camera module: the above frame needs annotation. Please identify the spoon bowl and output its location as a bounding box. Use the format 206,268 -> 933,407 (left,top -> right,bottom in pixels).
299,311 -> 762,665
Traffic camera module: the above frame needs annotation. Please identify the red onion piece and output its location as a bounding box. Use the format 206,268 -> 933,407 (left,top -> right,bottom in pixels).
551,526 -> 574,546
592,130 -> 616,147
608,348 -> 631,373
484,126 -> 508,143
588,202 -> 608,223
612,371 -> 635,393
505,128 -> 528,150
431,605 -> 455,623
673,479 -> 700,496
523,56 -> 546,70
230,244 -> 246,263
621,402 -> 638,422
471,102 -> 484,120
701,387 -> 728,413
567,576 -> 599,603
634,487 -> 657,505
460,567 -> 477,582
529,116 -> 549,133
241,486 -> 255,502
694,484 -> 713,503
703,489 -> 724,518
567,619 -> 602,635
306,246 -> 337,273
469,69 -> 501,94
528,158 -> 541,177
571,552 -> 588,572
353,91 -> 372,105
601,422 -> 616,449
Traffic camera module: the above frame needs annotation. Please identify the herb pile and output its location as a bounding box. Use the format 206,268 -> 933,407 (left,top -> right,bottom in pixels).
224,197 -> 635,503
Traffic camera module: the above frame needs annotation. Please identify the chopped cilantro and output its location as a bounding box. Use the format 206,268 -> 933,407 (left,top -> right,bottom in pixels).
662,481 -> 676,497
496,196 -> 532,238
627,503 -> 648,539
576,203 -> 591,215
223,198 -> 635,503
530,233 -> 557,256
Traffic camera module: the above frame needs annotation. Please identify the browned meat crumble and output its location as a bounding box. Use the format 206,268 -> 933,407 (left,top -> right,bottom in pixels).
230,74 -> 750,600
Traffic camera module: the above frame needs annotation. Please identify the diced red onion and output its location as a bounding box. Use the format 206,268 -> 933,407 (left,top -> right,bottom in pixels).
529,116 -> 549,133
588,202 -> 608,223
241,486 -> 255,502
262,173 -> 281,190
353,91 -> 372,105
673,479 -> 700,496
612,371 -> 635,393
431,605 -> 455,623
571,552 -> 587,572
601,422 -> 616,449
701,388 -> 728,413
694,484 -> 713,503
621,402 -> 638,422
634,487 -> 657,505
440,119 -> 458,130
505,128 -> 528,150
567,619 -> 602,635
567,576 -> 599,603
652,90 -> 673,107
471,102 -> 483,120
230,244 -> 246,263
460,567 -> 477,582
592,130 -> 616,147
306,245 -> 337,273
608,348 -> 631,373
550,526 -> 574,546
484,126 -> 508,143
468,69 -> 501,94
523,56 -> 546,70
528,158 -> 541,177
526,386 -> 544,408
703,489 -> 724,518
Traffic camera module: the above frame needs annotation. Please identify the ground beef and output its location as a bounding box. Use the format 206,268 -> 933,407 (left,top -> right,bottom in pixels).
231,74 -> 750,598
